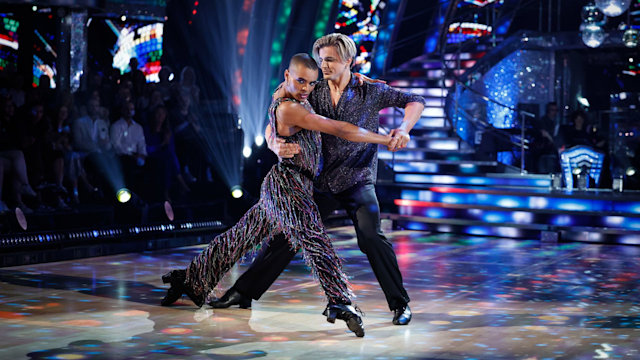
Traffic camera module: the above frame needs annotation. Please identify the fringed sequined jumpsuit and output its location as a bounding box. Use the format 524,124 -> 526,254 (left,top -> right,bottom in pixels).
184,97 -> 354,305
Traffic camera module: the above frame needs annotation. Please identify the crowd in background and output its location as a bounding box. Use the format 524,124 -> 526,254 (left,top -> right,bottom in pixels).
0,58 -> 212,214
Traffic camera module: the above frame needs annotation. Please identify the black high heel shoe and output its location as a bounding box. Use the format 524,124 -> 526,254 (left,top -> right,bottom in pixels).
160,269 -> 205,307
323,304 -> 365,337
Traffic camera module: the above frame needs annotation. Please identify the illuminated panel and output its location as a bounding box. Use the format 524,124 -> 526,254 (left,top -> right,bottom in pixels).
394,200 -> 640,231
462,0 -> 504,7
559,145 -> 605,189
313,0 -> 335,39
0,14 -> 18,72
112,22 -> 164,82
334,0 -> 390,74
269,0 -> 293,91
394,174 -> 551,188
399,189 -> 640,214
33,19 -> 57,88
447,22 -> 492,44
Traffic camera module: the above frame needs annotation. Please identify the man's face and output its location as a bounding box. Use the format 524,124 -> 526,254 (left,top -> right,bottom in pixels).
547,105 -> 558,118
87,100 -> 99,118
317,46 -> 351,81
285,64 -> 318,102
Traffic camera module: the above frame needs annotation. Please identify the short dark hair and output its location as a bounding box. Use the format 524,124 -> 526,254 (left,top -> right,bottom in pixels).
570,110 -> 587,123
289,53 -> 318,71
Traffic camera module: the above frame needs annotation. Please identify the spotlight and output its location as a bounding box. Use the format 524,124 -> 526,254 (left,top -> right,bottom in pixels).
626,167 -> 636,177
623,28 -> 639,48
32,5 -> 37,11
255,135 -> 264,147
120,15 -> 127,22
231,185 -> 243,199
595,0 -> 630,18
581,23 -> 605,48
243,146 -> 252,158
577,96 -> 590,108
116,188 -> 132,203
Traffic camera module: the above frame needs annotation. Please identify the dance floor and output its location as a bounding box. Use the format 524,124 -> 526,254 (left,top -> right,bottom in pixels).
1,226 -> 640,359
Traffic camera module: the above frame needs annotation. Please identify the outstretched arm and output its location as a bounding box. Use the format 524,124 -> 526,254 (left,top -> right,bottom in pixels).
277,101 -> 395,147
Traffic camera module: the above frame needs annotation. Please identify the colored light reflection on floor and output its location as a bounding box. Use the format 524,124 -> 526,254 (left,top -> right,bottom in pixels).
0,227 -> 640,359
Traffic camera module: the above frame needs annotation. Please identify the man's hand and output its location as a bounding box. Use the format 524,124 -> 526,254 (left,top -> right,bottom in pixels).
386,135 -> 400,151
272,82 -> 286,100
354,73 -> 387,86
388,128 -> 410,151
268,136 -> 301,159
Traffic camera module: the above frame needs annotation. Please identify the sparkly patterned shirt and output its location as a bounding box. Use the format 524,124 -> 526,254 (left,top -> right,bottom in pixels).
308,73 -> 426,193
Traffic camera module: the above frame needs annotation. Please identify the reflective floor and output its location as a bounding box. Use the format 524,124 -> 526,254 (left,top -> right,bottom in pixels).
1,227 -> 640,359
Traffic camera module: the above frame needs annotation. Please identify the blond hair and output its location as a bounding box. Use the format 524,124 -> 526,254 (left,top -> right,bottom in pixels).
312,33 -> 357,68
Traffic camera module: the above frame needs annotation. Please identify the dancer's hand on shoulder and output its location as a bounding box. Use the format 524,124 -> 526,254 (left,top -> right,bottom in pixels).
354,73 -> 386,86
272,82 -> 286,100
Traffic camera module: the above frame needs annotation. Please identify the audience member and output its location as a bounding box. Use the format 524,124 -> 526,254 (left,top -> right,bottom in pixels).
110,101 -> 147,191
0,97 -> 37,212
144,105 -> 190,201
531,102 -> 560,173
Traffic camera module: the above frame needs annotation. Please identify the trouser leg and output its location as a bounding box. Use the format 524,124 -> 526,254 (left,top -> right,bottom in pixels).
340,183 -> 409,310
185,203 -> 273,296
233,233 -> 296,300
232,189 -> 342,300
298,224 -> 353,305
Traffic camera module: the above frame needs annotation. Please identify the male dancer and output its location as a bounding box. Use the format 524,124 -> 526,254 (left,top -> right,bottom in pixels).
211,33 -> 425,325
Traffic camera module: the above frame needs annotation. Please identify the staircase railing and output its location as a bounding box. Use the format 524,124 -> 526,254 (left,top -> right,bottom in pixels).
442,31 -> 585,172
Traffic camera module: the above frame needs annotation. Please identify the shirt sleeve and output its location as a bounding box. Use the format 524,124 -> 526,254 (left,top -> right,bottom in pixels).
136,124 -> 147,157
110,122 -> 123,154
374,83 -> 426,110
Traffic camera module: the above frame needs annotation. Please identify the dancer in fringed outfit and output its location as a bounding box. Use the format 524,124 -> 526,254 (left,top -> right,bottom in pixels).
160,53 -> 396,337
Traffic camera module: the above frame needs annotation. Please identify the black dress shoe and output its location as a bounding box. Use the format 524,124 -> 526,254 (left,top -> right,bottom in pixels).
323,304 -> 365,337
392,304 -> 411,325
160,269 -> 205,307
208,288 -> 251,309
161,285 -> 184,306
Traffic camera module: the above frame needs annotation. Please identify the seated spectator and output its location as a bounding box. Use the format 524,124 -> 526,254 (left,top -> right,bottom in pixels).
170,92 -> 204,182
73,98 -> 111,154
141,89 -> 165,126
156,66 -> 173,103
0,156 -> 10,212
52,105 -> 74,208
110,101 -> 147,192
17,102 -> 70,210
71,97 -> 111,203
559,110 -> 595,150
531,102 -> 560,173
177,66 -> 200,106
144,105 -> 190,201
0,97 -> 37,213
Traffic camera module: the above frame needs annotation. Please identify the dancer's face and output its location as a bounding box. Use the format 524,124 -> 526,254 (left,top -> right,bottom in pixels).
284,64 -> 318,102
317,46 -> 351,81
